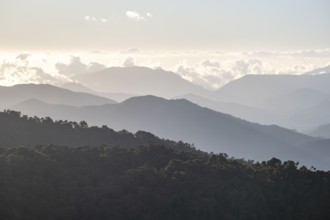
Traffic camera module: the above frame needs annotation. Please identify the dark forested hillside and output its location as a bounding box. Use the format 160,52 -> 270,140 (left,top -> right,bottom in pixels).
11,96 -> 329,170
0,110 -> 202,155
0,145 -> 329,220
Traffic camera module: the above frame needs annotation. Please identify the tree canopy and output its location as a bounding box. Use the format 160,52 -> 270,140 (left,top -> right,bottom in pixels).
0,145 -> 329,220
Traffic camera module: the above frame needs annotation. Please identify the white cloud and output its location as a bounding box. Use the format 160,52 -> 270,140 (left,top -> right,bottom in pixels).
126,11 -> 145,21
1,49 -> 328,89
0,54 -> 59,86
84,16 -> 97,22
84,16 -> 108,23
55,56 -> 106,77
146,12 -> 152,17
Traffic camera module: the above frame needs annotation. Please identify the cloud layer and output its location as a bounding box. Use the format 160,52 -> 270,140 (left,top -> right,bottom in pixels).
0,49 -> 329,89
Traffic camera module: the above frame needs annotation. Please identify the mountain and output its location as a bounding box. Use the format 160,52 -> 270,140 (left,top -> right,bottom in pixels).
310,124 -> 330,138
174,93 -> 277,124
1,145 -> 329,219
213,73 -> 330,106
0,110 -> 201,155
73,66 -> 211,98
259,88 -> 330,130
212,73 -> 330,131
60,82 -> 95,94
300,139 -> 330,163
11,96 -> 328,169
61,82 -> 136,102
0,84 -> 116,110
304,64 -> 330,75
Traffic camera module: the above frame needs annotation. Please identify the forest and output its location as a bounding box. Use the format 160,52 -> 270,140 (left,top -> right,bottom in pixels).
0,111 -> 329,219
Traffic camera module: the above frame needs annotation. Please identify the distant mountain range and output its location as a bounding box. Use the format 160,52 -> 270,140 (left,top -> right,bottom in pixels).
2,66 -> 330,169
310,124 -> 330,139
53,66 -> 330,132
174,93 -> 278,124
61,82 -> 135,102
73,66 -> 211,98
209,73 -> 330,131
11,95 -> 329,169
0,84 -> 116,110
213,73 -> 330,106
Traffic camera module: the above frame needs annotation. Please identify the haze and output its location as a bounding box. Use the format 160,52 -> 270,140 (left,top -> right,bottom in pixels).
1,0 -> 329,51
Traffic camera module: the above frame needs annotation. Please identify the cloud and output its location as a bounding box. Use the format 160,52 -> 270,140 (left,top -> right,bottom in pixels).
245,48 -> 330,58
0,56 -> 59,86
176,60 -> 235,89
120,48 -> 141,54
123,57 -> 135,67
126,11 -> 145,21
84,16 -> 97,22
175,59 -> 278,89
146,12 -> 152,17
55,56 -> 106,77
84,16 -> 108,23
16,53 -> 31,61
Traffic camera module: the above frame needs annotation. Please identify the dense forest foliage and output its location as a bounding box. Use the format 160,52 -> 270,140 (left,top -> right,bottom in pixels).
0,110 -> 203,155
0,145 -> 329,220
1,110 -> 329,219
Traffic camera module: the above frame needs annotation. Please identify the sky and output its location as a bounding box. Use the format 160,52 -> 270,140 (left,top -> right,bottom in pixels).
1,0 -> 329,51
0,0 -> 329,88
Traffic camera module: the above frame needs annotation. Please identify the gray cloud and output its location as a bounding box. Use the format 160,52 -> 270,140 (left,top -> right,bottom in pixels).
120,48 -> 141,55
16,53 -> 31,61
122,57 -> 135,67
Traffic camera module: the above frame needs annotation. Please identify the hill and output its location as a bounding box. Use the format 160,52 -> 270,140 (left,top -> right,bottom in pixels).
11,96 -> 328,169
0,84 -> 116,110
61,82 -> 135,102
0,144 -> 329,219
0,110 -> 203,155
174,93 -> 277,124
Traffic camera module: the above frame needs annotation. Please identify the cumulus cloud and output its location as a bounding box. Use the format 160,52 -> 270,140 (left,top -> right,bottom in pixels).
175,59 -> 279,89
123,57 -> 135,67
174,56 -> 325,90
146,12 -> 152,17
55,56 -> 106,77
84,16 -> 97,22
84,16 -> 108,23
176,60 -> 235,89
126,11 -> 145,21
0,54 -> 59,86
